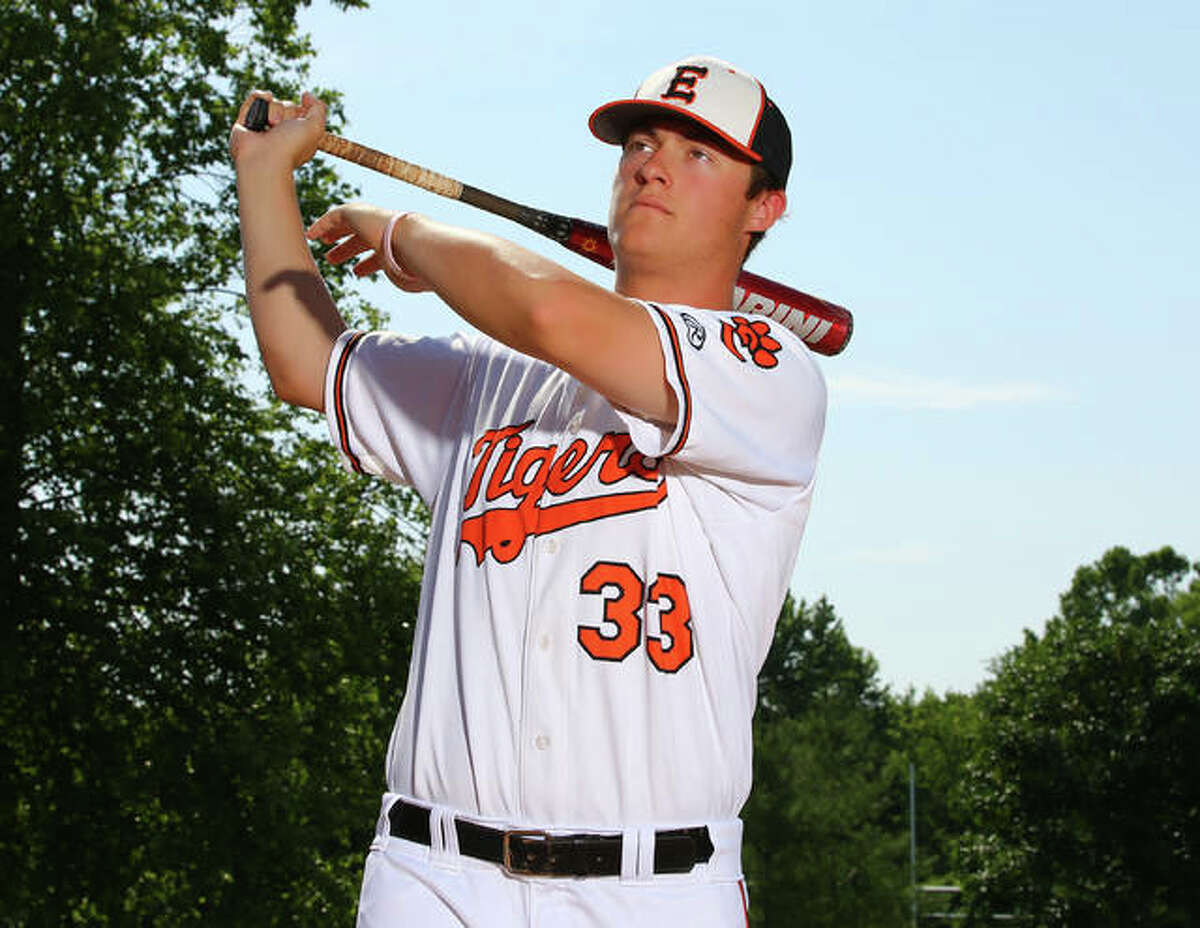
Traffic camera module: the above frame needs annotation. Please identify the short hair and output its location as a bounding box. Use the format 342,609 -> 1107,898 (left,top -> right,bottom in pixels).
744,162 -> 784,262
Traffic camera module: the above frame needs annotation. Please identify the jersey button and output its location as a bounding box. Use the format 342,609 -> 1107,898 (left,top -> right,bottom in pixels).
544,538 -> 558,555
567,411 -> 584,435
534,734 -> 550,750
538,634 -> 551,652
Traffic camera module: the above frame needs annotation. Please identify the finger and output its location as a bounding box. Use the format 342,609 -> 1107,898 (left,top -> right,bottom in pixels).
320,239 -> 358,266
308,222 -> 349,245
326,237 -> 373,265
267,97 -> 298,128
354,254 -> 383,277
306,210 -> 349,242
299,91 -> 328,130
305,215 -> 329,240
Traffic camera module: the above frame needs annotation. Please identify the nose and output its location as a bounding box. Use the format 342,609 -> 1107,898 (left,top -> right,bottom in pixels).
634,146 -> 671,186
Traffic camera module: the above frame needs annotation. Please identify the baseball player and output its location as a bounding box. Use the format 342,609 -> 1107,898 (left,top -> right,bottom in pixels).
231,55 -> 826,927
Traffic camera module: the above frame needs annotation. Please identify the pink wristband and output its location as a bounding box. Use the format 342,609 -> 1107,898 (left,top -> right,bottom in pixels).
381,212 -> 415,279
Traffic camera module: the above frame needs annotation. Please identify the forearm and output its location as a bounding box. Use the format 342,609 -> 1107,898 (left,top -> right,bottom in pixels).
237,165 -> 345,411
389,213 -> 673,421
395,214 -> 619,364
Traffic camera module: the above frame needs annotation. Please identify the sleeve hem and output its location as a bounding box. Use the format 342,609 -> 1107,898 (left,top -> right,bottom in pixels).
612,301 -> 693,459
647,303 -> 693,458
324,329 -> 370,475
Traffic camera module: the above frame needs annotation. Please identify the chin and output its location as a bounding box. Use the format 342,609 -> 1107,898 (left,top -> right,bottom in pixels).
613,239 -> 671,273
611,222 -> 673,262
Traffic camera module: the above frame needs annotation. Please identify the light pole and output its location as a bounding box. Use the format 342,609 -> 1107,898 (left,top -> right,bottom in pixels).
910,760 -> 918,928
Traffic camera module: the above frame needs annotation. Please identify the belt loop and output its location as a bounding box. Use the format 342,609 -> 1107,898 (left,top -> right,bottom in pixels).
635,825 -> 656,883
704,818 -> 743,880
619,827 -> 639,884
442,808 -> 461,859
372,794 -> 399,850
428,804 -> 461,872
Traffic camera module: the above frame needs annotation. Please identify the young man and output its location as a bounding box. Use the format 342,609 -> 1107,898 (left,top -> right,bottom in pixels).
231,55 -> 826,927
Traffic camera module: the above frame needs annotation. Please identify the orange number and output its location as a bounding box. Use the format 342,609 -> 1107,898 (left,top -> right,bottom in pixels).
646,573 -> 694,673
577,563 -> 694,672
577,561 -> 643,662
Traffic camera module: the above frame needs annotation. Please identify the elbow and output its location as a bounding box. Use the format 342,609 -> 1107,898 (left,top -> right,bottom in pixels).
266,367 -> 323,412
522,295 -> 560,359
257,334 -> 335,412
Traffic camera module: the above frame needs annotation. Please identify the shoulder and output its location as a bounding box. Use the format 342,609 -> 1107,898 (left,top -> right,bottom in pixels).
643,300 -> 825,392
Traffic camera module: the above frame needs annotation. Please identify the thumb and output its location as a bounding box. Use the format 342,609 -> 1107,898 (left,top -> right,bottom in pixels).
300,92 -> 328,129
291,92 -> 328,168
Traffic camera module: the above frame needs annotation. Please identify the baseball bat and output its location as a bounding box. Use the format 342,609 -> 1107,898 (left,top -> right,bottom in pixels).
243,98 -> 852,355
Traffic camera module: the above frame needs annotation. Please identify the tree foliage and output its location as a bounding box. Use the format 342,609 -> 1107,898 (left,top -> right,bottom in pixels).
894,688 -> 982,884
960,546 -> 1200,926
0,1 -> 430,924
745,596 -> 908,927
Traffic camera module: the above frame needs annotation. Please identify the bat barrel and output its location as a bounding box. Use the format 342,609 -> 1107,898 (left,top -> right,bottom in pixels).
733,270 -> 852,355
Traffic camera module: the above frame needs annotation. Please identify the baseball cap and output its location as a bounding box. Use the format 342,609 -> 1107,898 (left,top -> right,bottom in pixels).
589,55 -> 792,188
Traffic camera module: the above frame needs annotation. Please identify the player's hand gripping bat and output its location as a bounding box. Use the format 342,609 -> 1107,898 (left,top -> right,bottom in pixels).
243,98 -> 852,355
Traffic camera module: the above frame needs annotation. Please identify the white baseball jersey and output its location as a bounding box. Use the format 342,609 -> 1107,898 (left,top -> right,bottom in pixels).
324,301 -> 826,831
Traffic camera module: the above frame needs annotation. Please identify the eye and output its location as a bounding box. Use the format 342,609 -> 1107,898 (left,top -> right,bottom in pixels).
689,146 -> 715,163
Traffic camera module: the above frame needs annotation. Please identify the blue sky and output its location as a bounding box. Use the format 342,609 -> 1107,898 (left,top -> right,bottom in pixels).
285,0 -> 1198,693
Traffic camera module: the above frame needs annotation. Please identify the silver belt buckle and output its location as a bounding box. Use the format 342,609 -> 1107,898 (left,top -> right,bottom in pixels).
502,828 -> 553,876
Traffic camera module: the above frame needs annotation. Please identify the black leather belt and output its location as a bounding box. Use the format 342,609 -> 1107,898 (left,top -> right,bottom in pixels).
388,798 -> 714,877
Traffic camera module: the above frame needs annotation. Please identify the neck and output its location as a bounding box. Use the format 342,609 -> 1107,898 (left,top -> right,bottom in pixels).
613,257 -> 742,310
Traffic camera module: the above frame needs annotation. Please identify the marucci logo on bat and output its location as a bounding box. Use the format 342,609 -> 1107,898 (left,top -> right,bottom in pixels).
459,422 -> 665,565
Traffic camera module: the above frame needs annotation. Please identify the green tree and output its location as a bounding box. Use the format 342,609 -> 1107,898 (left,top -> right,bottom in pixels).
1,1 -> 429,924
744,596 -> 908,927
894,688 -> 982,884
960,546 -> 1200,926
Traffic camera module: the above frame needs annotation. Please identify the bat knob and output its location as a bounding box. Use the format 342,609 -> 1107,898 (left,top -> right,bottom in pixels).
243,97 -> 269,132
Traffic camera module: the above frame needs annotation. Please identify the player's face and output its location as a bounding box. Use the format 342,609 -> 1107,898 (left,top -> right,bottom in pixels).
607,118 -> 771,273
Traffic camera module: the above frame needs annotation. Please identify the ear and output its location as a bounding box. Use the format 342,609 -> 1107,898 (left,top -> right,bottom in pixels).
745,189 -> 787,234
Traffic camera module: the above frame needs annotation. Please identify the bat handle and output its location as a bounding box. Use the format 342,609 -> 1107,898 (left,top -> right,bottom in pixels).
565,219 -> 615,270
244,97 -> 269,131
242,98 -> 465,201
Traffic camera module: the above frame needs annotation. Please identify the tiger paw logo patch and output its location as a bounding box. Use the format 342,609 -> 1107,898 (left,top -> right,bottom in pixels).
720,315 -> 781,369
